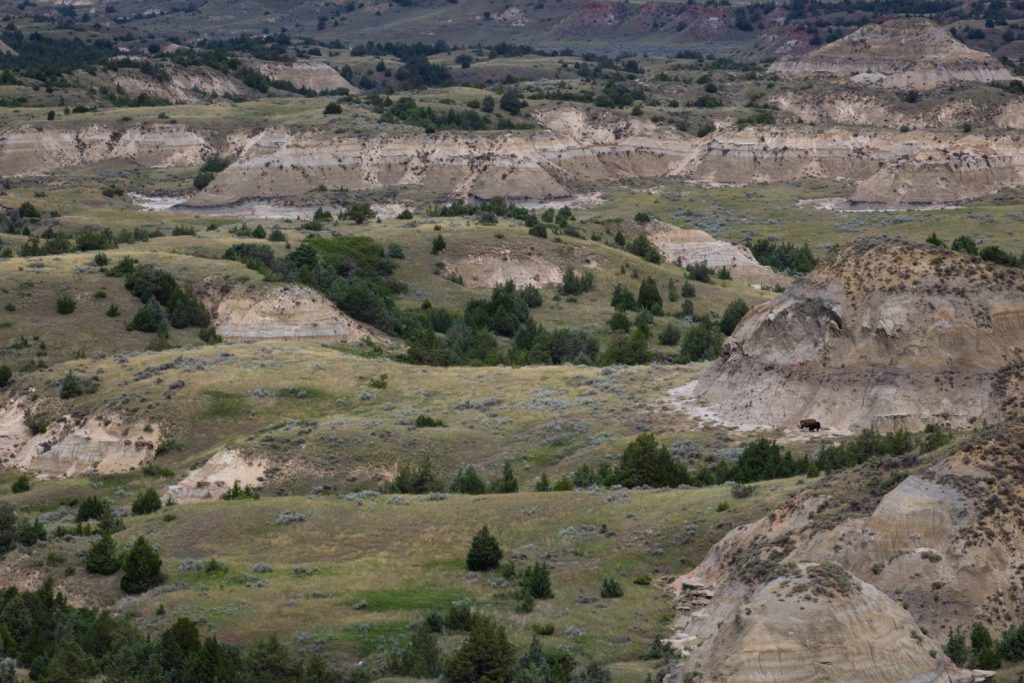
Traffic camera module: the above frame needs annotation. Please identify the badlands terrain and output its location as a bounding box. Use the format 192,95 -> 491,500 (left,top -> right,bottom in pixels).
3,2 -> 1024,682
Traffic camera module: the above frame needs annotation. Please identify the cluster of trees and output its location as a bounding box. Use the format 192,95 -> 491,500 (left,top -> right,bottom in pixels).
111,259 -> 212,335
945,622 -> 1001,670
534,425 -> 949,493
225,236 -> 408,336
14,226 -> 163,257
748,239 -> 817,274
0,29 -> 115,79
0,582 -> 341,682
373,96 -> 532,132
927,233 -> 1024,268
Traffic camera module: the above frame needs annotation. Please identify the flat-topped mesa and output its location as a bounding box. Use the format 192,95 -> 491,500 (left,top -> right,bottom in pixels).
685,238 -> 1024,432
769,18 -> 1013,89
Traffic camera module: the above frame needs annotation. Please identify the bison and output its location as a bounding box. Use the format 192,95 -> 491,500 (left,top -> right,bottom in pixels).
799,419 -> 821,432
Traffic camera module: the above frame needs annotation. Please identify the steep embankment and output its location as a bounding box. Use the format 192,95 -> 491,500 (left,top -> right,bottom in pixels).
645,221 -> 787,287
3,106 -> 1024,206
680,239 -> 1024,432
770,18 -> 1012,88
78,65 -> 252,105
0,124 -> 209,176
669,421 -> 1024,681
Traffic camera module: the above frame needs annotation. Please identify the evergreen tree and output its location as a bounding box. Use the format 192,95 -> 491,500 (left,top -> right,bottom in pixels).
131,488 -> 162,515
85,533 -> 121,575
466,526 -> 503,572
446,615 -> 515,683
615,433 -> 688,488
121,537 -> 164,594
511,635 -> 555,683
720,298 -> 749,336
519,562 -> 553,599
491,462 -> 519,493
451,466 -> 487,495
944,628 -> 968,667
637,278 -> 662,314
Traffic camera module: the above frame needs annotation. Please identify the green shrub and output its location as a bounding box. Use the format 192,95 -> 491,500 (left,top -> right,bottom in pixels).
431,235 -> 447,254
519,562 -> 553,599
414,414 -> 445,428
59,372 -> 83,399
56,295 -> 76,314
531,622 -> 556,636
466,525 -> 503,571
131,488 -> 162,515
490,462 -> 518,493
85,533 -> 121,575
76,496 -> 110,522
445,602 -> 477,631
11,474 -> 30,493
0,365 -> 12,388
106,304 -> 120,317
720,298 -> 749,336
600,577 -> 624,598
120,536 -> 164,594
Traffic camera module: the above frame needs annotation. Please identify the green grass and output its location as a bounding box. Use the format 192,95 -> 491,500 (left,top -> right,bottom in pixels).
81,482 -> 801,667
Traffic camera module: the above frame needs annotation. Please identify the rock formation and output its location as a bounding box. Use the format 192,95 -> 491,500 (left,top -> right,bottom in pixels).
167,448 -> 265,502
680,239 -> 1024,432
249,60 -> 359,93
0,403 -> 162,477
441,249 -> 566,289
645,221 -> 787,286
87,64 -> 251,104
210,283 -> 387,343
769,18 -> 1013,89
668,421 -> 1024,681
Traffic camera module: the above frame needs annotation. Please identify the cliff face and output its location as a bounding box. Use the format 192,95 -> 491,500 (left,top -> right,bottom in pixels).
685,239 -> 1024,432
0,124 -> 209,176
769,18 -> 1013,88
669,421 -> 1024,682
4,106 -> 1024,207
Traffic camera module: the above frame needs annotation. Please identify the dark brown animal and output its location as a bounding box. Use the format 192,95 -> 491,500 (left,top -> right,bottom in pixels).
799,419 -> 821,432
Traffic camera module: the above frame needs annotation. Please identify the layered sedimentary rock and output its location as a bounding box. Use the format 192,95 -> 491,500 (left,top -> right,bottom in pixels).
0,124 -> 209,176
669,422 -> 1024,681
0,402 -> 162,478
93,65 -> 251,104
4,106 -> 1024,206
645,221 -> 786,286
769,18 -> 1013,88
210,283 -> 386,343
249,60 -> 359,93
682,239 -> 1024,432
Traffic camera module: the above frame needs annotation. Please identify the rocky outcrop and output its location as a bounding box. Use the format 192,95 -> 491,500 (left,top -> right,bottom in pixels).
645,221 -> 787,286
92,65 -> 251,104
167,448 -> 265,502
210,282 -> 387,343
680,239 -> 1024,432
0,403 -> 161,478
0,124 -> 209,176
441,249 -> 565,289
668,422 -> 1024,681
250,60 -> 359,93
850,148 -> 1020,206
770,18 -> 1012,89
0,39 -> 16,57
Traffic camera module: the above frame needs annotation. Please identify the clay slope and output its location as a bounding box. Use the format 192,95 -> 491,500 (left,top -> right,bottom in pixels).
250,60 -> 359,93
0,39 -> 15,57
210,282 -> 388,344
0,400 -> 162,478
88,65 -> 251,104
670,423 -> 1024,681
682,239 -> 1024,432
770,18 -> 1012,88
645,221 -> 786,287
168,448 -> 266,503
0,124 -> 209,176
